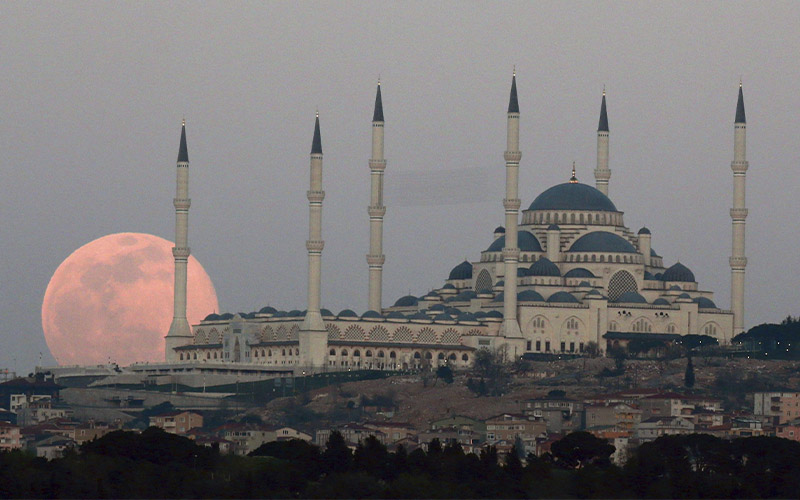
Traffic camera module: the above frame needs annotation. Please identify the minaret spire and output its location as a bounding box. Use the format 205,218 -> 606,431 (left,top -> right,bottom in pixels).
502,71 -> 523,338
367,81 -> 387,312
594,89 -> 611,195
165,120 -> 193,362
730,82 -> 748,337
299,112 -> 327,369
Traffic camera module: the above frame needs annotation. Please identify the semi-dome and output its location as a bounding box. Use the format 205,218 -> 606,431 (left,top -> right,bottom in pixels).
693,297 -> 717,309
448,260 -> 473,280
517,268 -> 530,277
568,231 -> 637,253
287,310 -> 303,317
652,298 -> 671,306
677,293 -> 691,299
529,257 -> 561,276
486,231 -> 543,252
564,267 -> 596,278
393,295 -> 418,307
528,183 -> 618,212
547,291 -> 580,304
614,291 -> 647,304
651,248 -> 660,257
662,262 -> 696,282
518,290 -> 545,302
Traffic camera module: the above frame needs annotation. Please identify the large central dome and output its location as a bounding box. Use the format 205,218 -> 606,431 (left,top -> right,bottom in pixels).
528,182 -> 618,212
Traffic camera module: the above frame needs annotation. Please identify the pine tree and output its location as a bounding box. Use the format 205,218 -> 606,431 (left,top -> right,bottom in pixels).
684,356 -> 695,388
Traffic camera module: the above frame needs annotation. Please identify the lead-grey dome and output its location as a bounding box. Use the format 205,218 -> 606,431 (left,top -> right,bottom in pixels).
564,267 -> 595,278
547,291 -> 580,304
652,298 -> 671,306
568,231 -> 637,253
693,297 -> 717,309
518,290 -> 545,302
448,260 -> 473,280
487,231 -> 543,252
528,183 -> 618,212
662,262 -> 696,282
337,309 -> 358,318
614,291 -> 647,304
529,257 -> 561,277
393,295 -> 418,307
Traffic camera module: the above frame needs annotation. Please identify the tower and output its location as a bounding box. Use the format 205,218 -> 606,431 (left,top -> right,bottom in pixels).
594,89 -> 610,196
730,83 -> 748,335
501,72 -> 522,338
165,120 -> 192,362
299,112 -> 328,368
367,81 -> 387,312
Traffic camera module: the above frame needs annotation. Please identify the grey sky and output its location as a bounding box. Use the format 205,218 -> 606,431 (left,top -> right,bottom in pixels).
2,2 -> 799,372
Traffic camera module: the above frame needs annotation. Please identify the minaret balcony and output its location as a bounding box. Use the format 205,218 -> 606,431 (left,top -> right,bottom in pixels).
731,161 -> 749,173
504,151 -> 522,162
173,198 -> 191,210
369,159 -> 387,171
594,168 -> 611,179
366,254 -> 386,266
307,190 -> 325,203
502,248 -> 520,259
503,198 -> 521,210
368,206 -> 386,217
730,208 -> 749,220
172,247 -> 191,258
306,240 -> 325,252
729,256 -> 748,269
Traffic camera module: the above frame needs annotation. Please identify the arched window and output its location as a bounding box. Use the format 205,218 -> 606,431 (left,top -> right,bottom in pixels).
354,350 -> 361,357
377,350 -> 385,358
449,353 -> 457,361
425,351 -> 433,359
365,350 -> 372,357
437,353 -> 445,360
329,349 -> 336,356
341,349 -> 348,356
608,270 -> 638,302
389,351 -> 396,359
414,352 -> 421,359
180,353 -> 184,360
462,354 -> 469,362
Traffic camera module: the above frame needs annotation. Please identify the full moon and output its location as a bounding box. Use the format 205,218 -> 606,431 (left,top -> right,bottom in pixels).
42,233 -> 219,366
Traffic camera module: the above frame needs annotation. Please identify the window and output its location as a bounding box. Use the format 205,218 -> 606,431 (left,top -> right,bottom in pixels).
545,341 -> 551,351
569,342 -> 575,352
536,340 -> 541,351
526,341 -> 532,351
560,342 -> 566,352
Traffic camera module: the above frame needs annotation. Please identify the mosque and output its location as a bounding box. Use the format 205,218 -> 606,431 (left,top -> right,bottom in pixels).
163,75 -> 749,373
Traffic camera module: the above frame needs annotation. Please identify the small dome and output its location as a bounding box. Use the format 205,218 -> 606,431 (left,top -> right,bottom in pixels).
476,288 -> 493,295
495,280 -> 505,287
458,312 -> 477,322
408,311 -> 430,321
547,291 -> 580,304
564,268 -> 595,278
393,295 -> 418,307
473,311 -> 488,319
638,227 -> 651,235
615,291 -> 647,304
429,303 -> 446,311
517,267 -> 530,277
433,313 -> 452,322
568,231 -> 637,253
486,231 -> 543,252
448,261 -> 473,280
386,311 -> 406,319
677,293 -> 691,299
444,307 -> 461,315
652,298 -> 671,306
320,308 -> 334,317
485,310 -> 503,319
585,289 -> 604,298
529,257 -> 561,277
662,262 -> 696,282
578,280 -> 591,287
272,311 -> 287,318
654,273 -> 663,280
644,271 -> 656,280
219,313 -> 234,320
287,310 -> 303,317
423,291 -> 440,298
258,306 -> 277,315
441,283 -> 456,290
669,285 -> 682,291
528,182 -> 618,212
693,297 -> 717,309
494,226 -> 506,234
492,292 -> 504,302
337,309 -> 358,318
651,248 -> 660,257
547,224 -> 560,231
203,313 -> 221,321
518,290 -> 545,302
454,290 -> 478,301
362,310 -> 382,319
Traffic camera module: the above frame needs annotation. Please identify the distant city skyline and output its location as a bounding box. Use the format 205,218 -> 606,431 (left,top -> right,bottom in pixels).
2,2 -> 799,371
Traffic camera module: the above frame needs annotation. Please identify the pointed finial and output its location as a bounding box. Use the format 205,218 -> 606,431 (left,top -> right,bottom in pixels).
602,84 -> 606,96
739,76 -> 742,88
569,162 -> 578,183
598,89 -> 609,132
513,65 -> 516,77
373,80 -> 384,122
177,119 -> 189,163
508,71 -> 519,114
735,81 -> 746,124
316,108 -> 319,118
378,74 -> 381,86
182,117 -> 185,127
311,112 -> 322,154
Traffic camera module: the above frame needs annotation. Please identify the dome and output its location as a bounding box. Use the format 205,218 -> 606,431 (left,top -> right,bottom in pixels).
408,311 -> 430,321
444,307 -> 461,315
320,308 -> 334,317
362,310 -> 382,319
585,289 -> 604,298
433,313 -> 452,322
458,312 -> 477,322
203,313 -> 221,321
385,311 -> 406,320
287,310 -> 303,317
494,226 -> 505,234
614,291 -> 647,304
272,311 -> 287,318
662,262 -> 696,282
693,297 -> 717,309
441,283 -> 456,290
485,310 -> 503,319
654,273 -> 663,280
517,267 -> 530,277
219,313 -> 234,320
393,295 -> 418,307
638,227 -> 651,235
568,231 -> 637,253
528,183 -> 618,212
473,311 -> 488,319
529,257 -> 561,277
644,271 -> 656,280
486,231 -> 543,252
337,309 -> 358,318
578,280 -> 591,287
677,293 -> 691,299
652,298 -> 671,306
547,291 -> 580,304
669,285 -> 682,291
258,306 -> 277,315
547,224 -> 560,231
476,288 -> 493,295
492,292 -> 504,302
429,304 -> 446,311
651,248 -> 660,257
517,290 -> 545,302
495,280 -> 505,287
564,267 -> 595,278
454,290 -> 478,301
448,260 -> 473,280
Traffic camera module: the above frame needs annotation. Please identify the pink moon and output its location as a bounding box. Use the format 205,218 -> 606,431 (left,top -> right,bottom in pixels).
42,232 -> 219,366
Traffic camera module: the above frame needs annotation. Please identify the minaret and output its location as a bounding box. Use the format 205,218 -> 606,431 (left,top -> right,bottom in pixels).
730,83 -> 748,335
594,89 -> 610,196
502,71 -> 522,338
299,112 -> 327,368
165,120 -> 192,362
367,81 -> 387,312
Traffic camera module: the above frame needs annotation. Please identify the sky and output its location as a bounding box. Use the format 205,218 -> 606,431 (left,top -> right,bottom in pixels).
2,2 -> 799,373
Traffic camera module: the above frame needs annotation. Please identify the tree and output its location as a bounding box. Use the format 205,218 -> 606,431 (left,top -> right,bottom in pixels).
436,365 -> 454,384
322,430 -> 352,473
684,356 -> 695,388
549,432 -> 615,469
